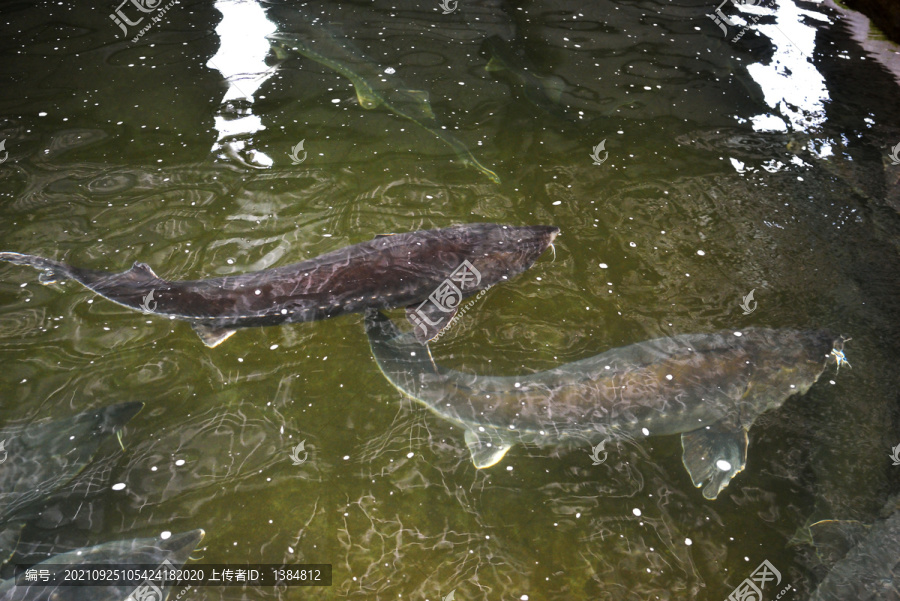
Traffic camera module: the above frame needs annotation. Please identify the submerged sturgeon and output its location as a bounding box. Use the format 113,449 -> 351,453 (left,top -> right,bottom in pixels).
266,29 -> 501,184
0,402 -> 143,525
481,36 -> 575,123
0,224 -> 558,347
807,496 -> 900,600
365,311 -> 845,500
0,529 -> 204,601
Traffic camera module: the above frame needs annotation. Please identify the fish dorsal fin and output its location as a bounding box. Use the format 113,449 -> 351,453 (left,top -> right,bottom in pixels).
191,323 -> 237,348
808,520 -> 870,567
126,261 -> 161,282
681,420 -> 748,500
406,303 -> 458,344
464,428 -> 513,469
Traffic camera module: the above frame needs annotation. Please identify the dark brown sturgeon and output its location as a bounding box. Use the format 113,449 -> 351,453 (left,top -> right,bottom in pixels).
0,223 -> 558,347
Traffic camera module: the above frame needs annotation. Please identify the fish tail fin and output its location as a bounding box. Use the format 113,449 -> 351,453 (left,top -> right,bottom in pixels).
0,252 -> 75,283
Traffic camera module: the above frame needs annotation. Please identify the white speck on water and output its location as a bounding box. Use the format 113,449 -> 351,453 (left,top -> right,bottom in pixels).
514,382 -> 521,388
255,289 -> 261,295
697,250 -> 706,256
629,242 -> 636,247
599,263 -> 608,268
151,466 -> 157,471
160,531 -> 171,540
521,596 -> 529,601
270,344 -> 279,350
716,460 -> 732,471
789,384 -> 795,389
685,538 -> 693,546
665,374 -> 673,380
506,466 -> 513,471
175,459 -> 185,466
227,258 -> 234,264
642,428 -> 650,436
112,483 -> 126,491
343,455 -> 350,460
734,331 -> 742,337
552,200 -> 562,205
407,452 -> 414,459
281,309 -> 287,314
632,508 -> 642,517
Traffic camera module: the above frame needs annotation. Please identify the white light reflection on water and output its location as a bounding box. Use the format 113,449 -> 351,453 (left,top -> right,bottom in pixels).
207,0 -> 277,166
735,0 -> 831,133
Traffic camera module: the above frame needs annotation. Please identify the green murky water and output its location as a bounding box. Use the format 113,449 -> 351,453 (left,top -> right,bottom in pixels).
1,0 -> 900,599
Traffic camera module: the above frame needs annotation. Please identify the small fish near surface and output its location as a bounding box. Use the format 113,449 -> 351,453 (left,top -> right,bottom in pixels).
0,224 -> 558,347
365,311 -> 845,500
267,29 -> 501,184
0,529 -> 204,601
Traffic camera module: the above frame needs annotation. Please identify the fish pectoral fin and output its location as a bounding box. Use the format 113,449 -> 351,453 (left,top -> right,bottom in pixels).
192,323 -> 237,348
464,429 -> 513,469
681,421 -> 748,500
536,74 -> 566,103
485,57 -> 505,72
405,303 -> 458,344
400,89 -> 434,117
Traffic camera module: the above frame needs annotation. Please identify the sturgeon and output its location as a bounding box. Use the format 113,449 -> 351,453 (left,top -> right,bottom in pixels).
0,529 -> 204,601
0,224 -> 558,347
365,311 -> 844,500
